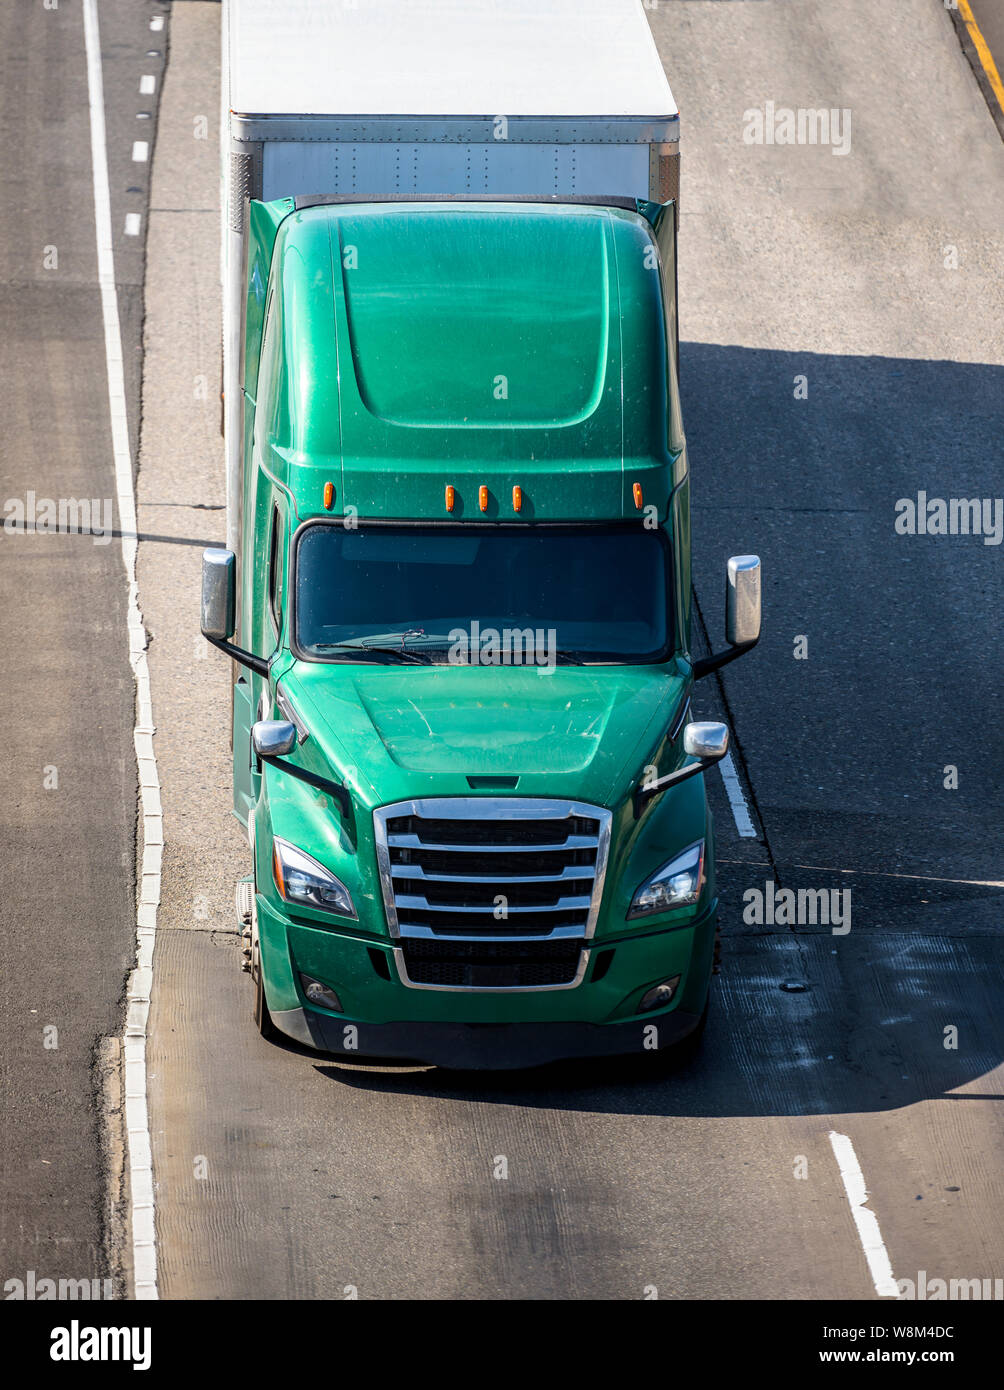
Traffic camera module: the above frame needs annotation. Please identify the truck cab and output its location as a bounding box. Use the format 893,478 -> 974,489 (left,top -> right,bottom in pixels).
202,195 -> 761,1069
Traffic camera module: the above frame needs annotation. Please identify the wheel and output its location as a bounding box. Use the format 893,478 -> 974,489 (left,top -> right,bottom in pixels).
625,994 -> 710,1080
667,993 -> 709,1064
252,937 -> 281,1042
250,903 -> 281,1043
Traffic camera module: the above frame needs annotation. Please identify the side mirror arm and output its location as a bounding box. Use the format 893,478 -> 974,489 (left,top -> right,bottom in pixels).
692,638 -> 757,681
258,754 -> 351,818
204,633 -> 270,677
633,756 -> 717,818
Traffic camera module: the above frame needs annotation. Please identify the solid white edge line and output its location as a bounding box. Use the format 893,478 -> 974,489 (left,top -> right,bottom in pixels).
828,1131 -> 901,1299
717,750 -> 757,838
83,0 -> 161,1302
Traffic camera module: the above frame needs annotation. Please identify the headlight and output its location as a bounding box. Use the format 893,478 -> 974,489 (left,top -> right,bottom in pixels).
628,841 -> 705,920
272,838 -> 356,918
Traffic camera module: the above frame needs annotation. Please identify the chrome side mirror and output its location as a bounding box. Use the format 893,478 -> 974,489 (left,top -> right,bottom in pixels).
635,720 -> 732,814
683,721 -> 729,763
252,720 -> 297,759
201,548 -> 236,641
200,548 -> 268,676
693,554 -> 762,679
726,555 -> 761,647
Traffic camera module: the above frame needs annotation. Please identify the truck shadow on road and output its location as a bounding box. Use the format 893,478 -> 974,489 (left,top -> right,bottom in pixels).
314,923 -> 1003,1117
682,342 -> 1002,885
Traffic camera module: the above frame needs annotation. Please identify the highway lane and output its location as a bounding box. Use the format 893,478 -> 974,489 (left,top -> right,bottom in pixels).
660,0 -> 1004,1293
964,1 -> 1004,138
140,0 -> 1003,1299
0,0 -> 164,1293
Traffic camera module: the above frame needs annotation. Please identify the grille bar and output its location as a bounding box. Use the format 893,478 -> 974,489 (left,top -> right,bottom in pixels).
386,833 -> 600,852
397,922 -> 586,943
396,938 -> 587,991
390,864 -> 594,884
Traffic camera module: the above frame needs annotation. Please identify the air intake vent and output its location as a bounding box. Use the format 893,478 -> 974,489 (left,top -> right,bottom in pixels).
400,938 -> 584,990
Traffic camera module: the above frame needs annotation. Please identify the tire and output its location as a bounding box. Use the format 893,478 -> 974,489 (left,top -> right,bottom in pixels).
668,993 -> 709,1064
250,913 -> 281,1044
626,994 -> 709,1079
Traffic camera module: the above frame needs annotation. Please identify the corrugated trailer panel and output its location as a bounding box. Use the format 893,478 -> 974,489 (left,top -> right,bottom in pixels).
260,140 -> 653,203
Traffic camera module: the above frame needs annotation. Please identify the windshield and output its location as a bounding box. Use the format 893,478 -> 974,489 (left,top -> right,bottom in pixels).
294,524 -> 672,665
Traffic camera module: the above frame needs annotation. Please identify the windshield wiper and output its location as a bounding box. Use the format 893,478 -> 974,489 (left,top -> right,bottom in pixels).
311,642 -> 435,665
311,640 -> 588,666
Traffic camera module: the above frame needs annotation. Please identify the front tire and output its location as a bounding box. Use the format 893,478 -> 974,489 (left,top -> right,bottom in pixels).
668,994 -> 709,1064
627,995 -> 709,1079
250,908 -> 281,1043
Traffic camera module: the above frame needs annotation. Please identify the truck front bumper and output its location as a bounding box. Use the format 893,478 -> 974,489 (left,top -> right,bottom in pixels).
270,1000 -> 706,1070
260,896 -> 717,1070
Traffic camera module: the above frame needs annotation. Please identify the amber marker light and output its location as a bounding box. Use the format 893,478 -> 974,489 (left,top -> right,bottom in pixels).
512,485 -> 522,512
445,484 -> 456,512
479,485 -> 488,512
633,482 -> 643,509
323,481 -> 335,510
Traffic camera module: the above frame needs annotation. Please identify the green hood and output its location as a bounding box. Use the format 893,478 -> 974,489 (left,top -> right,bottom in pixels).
281,662 -> 685,812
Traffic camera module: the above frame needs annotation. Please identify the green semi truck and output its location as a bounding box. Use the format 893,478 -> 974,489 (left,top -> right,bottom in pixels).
202,0 -> 761,1069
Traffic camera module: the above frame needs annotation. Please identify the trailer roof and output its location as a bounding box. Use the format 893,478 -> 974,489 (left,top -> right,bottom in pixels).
226,0 -> 677,120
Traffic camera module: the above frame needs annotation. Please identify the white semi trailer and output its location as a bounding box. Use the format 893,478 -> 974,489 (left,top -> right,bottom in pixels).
220,0 -> 678,555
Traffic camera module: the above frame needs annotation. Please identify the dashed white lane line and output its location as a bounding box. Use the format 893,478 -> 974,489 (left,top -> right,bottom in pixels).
829,1131 -> 901,1298
140,75 -> 156,95
132,140 -> 149,162
124,213 -> 142,237
83,0 -> 161,1302
718,750 -> 757,838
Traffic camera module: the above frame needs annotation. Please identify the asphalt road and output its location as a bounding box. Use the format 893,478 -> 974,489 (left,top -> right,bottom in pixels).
136,0 -> 1003,1301
0,0 -> 164,1295
2,0 -> 1001,1305
967,0 -> 1004,137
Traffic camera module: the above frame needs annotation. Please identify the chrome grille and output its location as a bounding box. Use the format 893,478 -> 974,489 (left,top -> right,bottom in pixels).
373,798 -> 612,990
